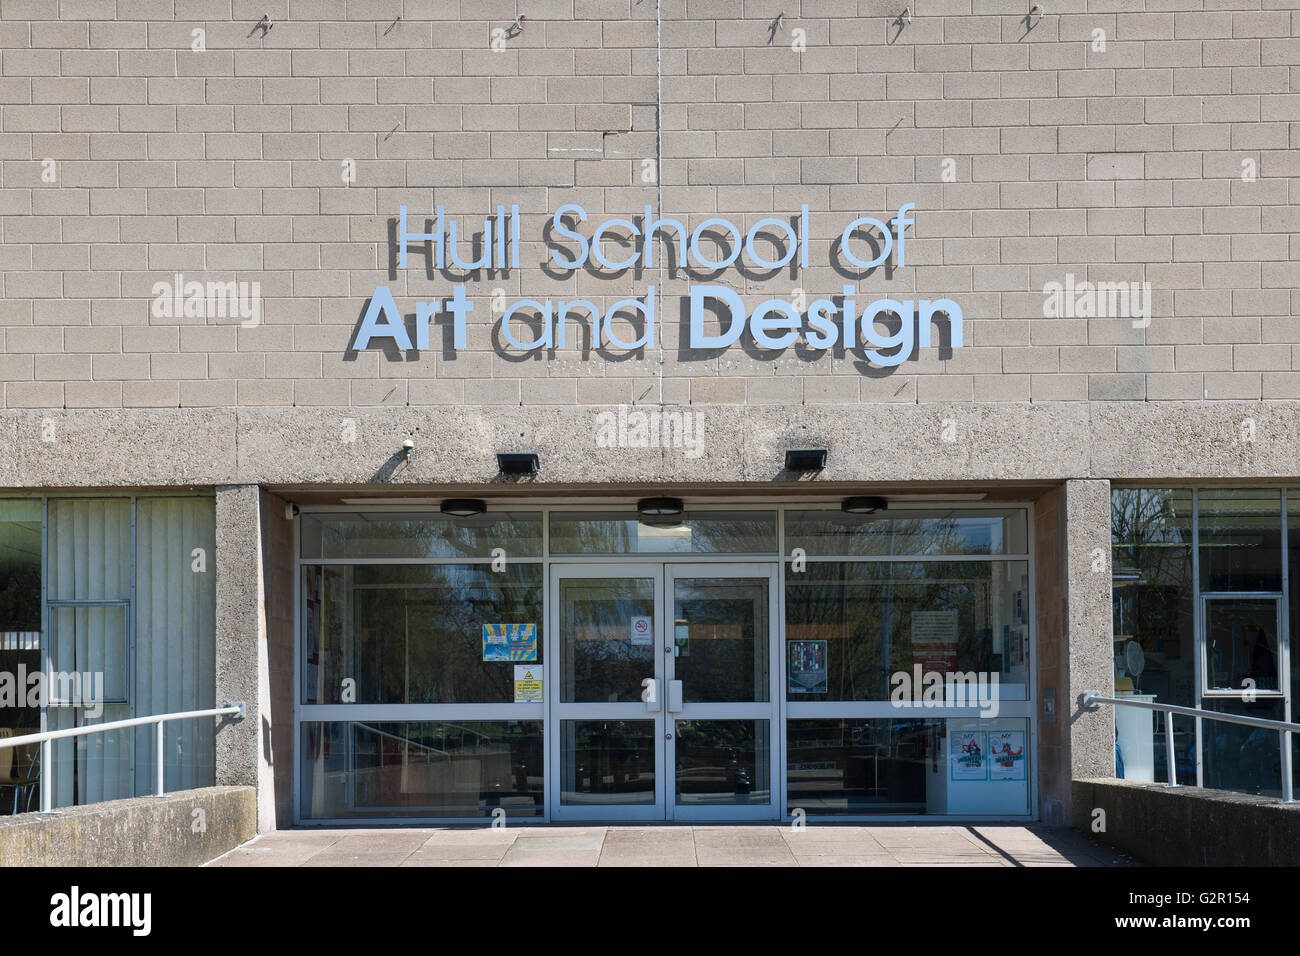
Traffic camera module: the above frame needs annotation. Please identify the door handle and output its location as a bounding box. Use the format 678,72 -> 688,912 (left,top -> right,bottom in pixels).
642,677 -> 660,713
668,680 -> 683,714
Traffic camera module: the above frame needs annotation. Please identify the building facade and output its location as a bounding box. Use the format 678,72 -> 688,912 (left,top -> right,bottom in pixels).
0,0 -> 1298,830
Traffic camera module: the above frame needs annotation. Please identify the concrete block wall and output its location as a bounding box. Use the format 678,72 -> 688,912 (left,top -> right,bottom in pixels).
0,0 -> 1295,410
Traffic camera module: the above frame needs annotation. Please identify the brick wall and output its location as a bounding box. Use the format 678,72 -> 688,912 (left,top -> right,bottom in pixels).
0,0 -> 1297,410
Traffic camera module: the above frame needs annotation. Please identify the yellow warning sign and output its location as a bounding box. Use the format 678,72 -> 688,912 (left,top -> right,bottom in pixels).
514,665 -> 543,703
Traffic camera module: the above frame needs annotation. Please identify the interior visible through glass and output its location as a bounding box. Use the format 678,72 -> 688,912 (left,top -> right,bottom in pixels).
673,577 -> 768,703
300,721 -> 543,819
560,578 -> 655,704
560,719 -> 656,806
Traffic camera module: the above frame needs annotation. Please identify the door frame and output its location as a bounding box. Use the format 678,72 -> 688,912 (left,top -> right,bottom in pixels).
546,560 -> 783,822
546,562 -> 668,822
665,562 -> 782,822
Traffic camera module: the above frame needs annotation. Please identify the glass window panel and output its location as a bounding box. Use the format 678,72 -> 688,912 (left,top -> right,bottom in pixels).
784,561 -> 1029,701
673,577 -> 769,703
560,720 -> 656,806
299,721 -> 543,819
48,499 -> 130,601
1288,490 -> 1300,796
49,605 -> 128,704
675,719 -> 770,806
1111,488 -> 1196,707
300,511 -> 542,560
1200,699 -> 1284,798
785,508 -> 1028,557
301,563 -> 543,704
0,501 -> 42,802
559,578 -> 654,704
1198,489 -> 1282,592
1204,598 -> 1279,693
548,511 -> 777,555
787,718 -> 1029,815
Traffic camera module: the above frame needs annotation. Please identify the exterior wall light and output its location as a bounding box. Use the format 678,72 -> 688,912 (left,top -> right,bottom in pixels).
497,452 -> 540,475
785,448 -> 827,471
841,496 -> 888,515
637,496 -> 684,517
440,498 -> 486,517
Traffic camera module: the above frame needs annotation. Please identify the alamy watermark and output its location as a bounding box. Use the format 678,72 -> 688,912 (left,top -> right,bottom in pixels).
594,405 -> 706,459
1042,273 -> 1150,329
0,665 -> 106,719
890,666 -> 1001,718
150,273 -> 261,327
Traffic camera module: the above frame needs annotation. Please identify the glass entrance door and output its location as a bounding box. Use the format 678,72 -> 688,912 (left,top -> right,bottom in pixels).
666,564 -> 780,821
547,563 -> 780,821
549,565 -> 666,821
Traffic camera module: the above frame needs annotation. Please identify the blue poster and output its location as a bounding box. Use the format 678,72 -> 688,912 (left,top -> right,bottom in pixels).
482,623 -> 537,662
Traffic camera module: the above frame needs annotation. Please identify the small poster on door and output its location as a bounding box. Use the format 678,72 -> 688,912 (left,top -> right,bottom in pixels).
951,731 -> 987,781
514,665 -> 543,703
788,640 -> 828,694
630,615 -> 653,646
988,731 -> 1025,781
482,623 -> 537,661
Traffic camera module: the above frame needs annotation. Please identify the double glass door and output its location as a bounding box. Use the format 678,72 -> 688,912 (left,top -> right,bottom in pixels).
547,563 -> 780,821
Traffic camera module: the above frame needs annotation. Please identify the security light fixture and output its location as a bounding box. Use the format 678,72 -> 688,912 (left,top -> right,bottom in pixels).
785,448 -> 827,471
637,496 -> 684,517
841,496 -> 888,515
497,452 -> 540,475
440,498 -> 487,518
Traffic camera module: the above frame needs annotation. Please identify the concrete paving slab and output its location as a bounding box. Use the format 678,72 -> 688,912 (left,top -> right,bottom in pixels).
510,835 -> 606,851
207,825 -> 1132,867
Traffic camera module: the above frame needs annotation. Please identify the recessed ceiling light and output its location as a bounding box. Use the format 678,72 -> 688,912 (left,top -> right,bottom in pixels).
440,498 -> 487,517
841,496 -> 888,515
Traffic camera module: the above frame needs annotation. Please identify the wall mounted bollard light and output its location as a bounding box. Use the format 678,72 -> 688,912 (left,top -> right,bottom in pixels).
441,499 -> 487,518
785,449 -> 828,472
497,452 -> 540,475
402,438 -> 414,463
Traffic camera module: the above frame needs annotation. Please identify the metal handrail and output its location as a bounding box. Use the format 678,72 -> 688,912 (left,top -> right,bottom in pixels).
1082,691 -> 1297,804
0,702 -> 245,813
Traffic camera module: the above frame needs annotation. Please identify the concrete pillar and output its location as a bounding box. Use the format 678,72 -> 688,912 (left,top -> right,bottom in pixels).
1064,478 -> 1116,784
1036,479 -> 1116,825
214,485 -> 276,832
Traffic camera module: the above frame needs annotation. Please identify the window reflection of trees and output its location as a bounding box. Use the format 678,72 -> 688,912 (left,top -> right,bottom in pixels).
315,563 -> 543,704
549,513 -> 777,554
787,510 -> 1018,557
561,579 -> 654,702
786,561 -> 1016,701
1110,489 -> 1195,706
312,513 -> 542,559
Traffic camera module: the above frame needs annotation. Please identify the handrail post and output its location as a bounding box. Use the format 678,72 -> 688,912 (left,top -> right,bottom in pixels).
1281,730 -> 1294,804
1165,713 -> 1179,788
40,738 -> 51,812
155,721 -> 165,797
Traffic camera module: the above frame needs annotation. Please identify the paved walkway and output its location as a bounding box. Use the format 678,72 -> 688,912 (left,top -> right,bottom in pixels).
207,825 -> 1134,867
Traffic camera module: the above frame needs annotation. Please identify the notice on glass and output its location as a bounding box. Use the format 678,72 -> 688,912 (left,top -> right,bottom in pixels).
988,731 -> 1025,781
788,640 -> 828,694
482,623 -> 537,661
951,730 -> 987,781
630,615 -> 653,646
912,610 -> 959,671
514,665 -> 543,703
